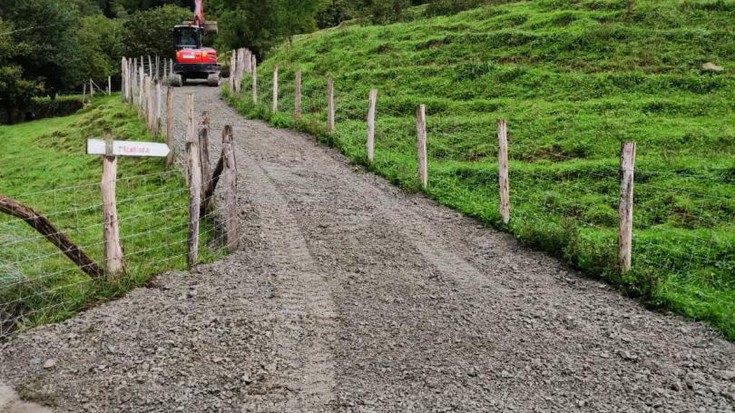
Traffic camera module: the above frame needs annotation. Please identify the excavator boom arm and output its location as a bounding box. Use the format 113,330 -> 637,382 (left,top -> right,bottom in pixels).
194,0 -> 204,25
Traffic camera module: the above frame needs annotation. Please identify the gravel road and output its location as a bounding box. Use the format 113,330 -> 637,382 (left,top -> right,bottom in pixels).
1,84 -> 734,412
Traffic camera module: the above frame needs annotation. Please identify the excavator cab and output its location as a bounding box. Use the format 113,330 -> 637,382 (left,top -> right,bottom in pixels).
174,26 -> 203,50
171,25 -> 220,87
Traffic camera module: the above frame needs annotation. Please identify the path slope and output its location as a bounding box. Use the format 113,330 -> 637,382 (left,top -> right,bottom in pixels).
1,86 -> 733,412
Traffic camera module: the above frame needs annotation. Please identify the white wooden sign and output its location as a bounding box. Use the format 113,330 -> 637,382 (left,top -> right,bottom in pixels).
87,139 -> 170,158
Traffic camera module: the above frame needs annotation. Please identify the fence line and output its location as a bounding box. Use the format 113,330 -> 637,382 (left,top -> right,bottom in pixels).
229,62 -> 735,281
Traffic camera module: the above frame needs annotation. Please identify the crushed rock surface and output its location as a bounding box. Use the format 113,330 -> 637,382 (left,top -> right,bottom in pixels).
1,84 -> 734,412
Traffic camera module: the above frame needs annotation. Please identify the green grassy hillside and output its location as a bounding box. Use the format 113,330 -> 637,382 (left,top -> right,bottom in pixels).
227,0 -> 735,339
0,96 -> 219,332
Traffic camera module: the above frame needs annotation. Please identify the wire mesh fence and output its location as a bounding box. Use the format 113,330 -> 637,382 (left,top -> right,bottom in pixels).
1,55 -> 237,338
0,167 -> 241,338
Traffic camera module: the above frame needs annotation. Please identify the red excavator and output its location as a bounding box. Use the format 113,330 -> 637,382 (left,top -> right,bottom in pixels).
172,0 -> 219,87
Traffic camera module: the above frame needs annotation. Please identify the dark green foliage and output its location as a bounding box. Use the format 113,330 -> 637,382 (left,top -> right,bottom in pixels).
211,0 -> 321,59
122,5 -> 193,59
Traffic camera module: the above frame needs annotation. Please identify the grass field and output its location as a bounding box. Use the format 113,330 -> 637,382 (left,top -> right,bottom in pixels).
0,95 -> 220,332
226,0 -> 735,339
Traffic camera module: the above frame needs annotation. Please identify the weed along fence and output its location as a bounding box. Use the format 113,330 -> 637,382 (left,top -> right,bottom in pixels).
0,57 -> 238,338
225,60 -> 734,337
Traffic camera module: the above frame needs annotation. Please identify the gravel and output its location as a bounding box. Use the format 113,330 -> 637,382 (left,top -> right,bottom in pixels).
1,84 -> 733,412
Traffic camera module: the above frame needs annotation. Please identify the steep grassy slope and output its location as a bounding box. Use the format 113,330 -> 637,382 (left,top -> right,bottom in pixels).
0,96 -> 220,332
226,0 -> 735,339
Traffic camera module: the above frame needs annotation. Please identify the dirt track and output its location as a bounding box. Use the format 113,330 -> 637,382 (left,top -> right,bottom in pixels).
1,85 -> 734,412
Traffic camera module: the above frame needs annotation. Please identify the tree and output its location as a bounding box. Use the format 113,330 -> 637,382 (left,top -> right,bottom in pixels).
316,0 -> 358,29
0,0 -> 84,93
278,0 -> 321,42
212,0 -> 321,58
0,19 -> 43,123
122,5 -> 194,59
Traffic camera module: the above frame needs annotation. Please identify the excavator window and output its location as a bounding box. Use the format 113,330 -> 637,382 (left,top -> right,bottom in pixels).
173,27 -> 202,49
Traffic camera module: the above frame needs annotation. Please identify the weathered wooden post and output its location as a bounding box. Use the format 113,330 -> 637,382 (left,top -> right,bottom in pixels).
87,131 -> 171,277
148,56 -> 153,76
245,49 -> 252,74
132,58 -> 138,105
101,129 -> 124,278
138,66 -> 145,115
497,119 -> 511,224
155,80 -> 162,136
185,94 -> 201,268
367,89 -> 378,163
166,87 -> 175,168
90,79 -> 95,98
222,125 -> 239,252
618,141 -> 637,274
272,66 -> 279,113
327,77 -> 336,133
108,76 -> 112,95
295,70 -> 302,120
121,58 -> 127,102
155,55 -> 160,79
83,82 -> 87,103
251,55 -> 258,104
416,104 -> 428,189
147,78 -> 155,134
199,112 -> 211,202
229,50 -> 236,92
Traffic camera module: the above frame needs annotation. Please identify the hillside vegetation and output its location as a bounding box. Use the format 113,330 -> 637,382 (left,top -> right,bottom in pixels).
0,96 -> 219,331
227,0 -> 735,339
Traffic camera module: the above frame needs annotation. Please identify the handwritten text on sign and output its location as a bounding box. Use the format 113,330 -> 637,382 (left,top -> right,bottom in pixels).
87,139 -> 170,158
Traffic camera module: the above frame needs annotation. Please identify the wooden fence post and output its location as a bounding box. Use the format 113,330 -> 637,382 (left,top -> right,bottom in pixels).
138,66 -> 144,115
166,86 -> 175,168
199,112 -> 211,201
121,58 -> 127,101
252,55 -> 258,104
155,80 -> 162,136
245,49 -> 252,74
185,94 -> 201,268
416,104 -> 428,189
272,65 -> 279,113
367,89 -> 377,163
148,56 -> 153,76
497,119 -> 511,224
222,125 -> 239,252
327,77 -> 336,133
147,78 -> 155,134
295,70 -> 302,120
108,76 -> 112,95
90,79 -> 95,98
155,55 -> 160,79
132,58 -> 138,105
101,128 -> 124,278
618,141 -> 636,274
83,82 -> 87,103
229,50 -> 236,92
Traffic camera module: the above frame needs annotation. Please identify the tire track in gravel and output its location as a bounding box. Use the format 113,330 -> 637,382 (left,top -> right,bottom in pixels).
236,150 -> 338,412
